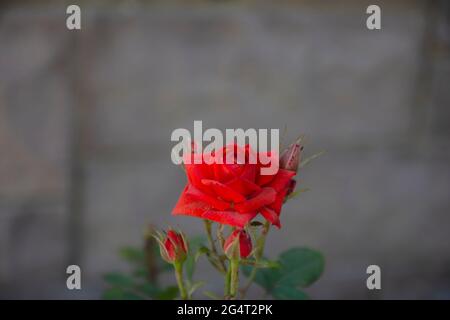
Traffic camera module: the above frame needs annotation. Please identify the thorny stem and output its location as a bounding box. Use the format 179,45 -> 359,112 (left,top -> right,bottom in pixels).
204,220 -> 227,272
174,262 -> 188,300
217,224 -> 226,248
240,221 -> 271,298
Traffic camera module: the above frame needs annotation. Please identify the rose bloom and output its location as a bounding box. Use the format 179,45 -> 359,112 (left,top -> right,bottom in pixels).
172,144 -> 297,228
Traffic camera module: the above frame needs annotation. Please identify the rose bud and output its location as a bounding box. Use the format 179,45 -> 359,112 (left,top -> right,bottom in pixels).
155,229 -> 188,264
223,229 -> 252,259
279,137 -> 303,173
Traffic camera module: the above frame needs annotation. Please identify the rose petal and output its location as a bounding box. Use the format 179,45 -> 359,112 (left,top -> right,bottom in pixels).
201,179 -> 246,203
267,169 -> 296,192
260,206 -> 281,228
238,230 -> 252,258
213,162 -> 240,183
226,176 -> 261,196
172,185 -> 212,216
164,237 -> 176,260
201,210 -> 258,228
185,184 -> 230,211
256,151 -> 276,186
269,188 -> 288,214
184,157 -> 214,194
239,163 -> 257,183
234,187 -> 277,213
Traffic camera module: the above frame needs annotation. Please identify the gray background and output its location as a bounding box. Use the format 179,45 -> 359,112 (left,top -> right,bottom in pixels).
0,0 -> 449,299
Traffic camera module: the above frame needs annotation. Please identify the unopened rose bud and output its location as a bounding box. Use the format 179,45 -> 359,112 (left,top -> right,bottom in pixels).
279,138 -> 303,173
223,229 -> 252,259
155,229 -> 188,264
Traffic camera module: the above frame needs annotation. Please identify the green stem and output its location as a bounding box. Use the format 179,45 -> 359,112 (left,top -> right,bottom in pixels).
204,220 -> 226,272
229,258 -> 240,299
240,221 -> 271,298
204,220 -> 215,249
224,261 -> 231,297
217,224 -> 225,248
174,262 -> 188,300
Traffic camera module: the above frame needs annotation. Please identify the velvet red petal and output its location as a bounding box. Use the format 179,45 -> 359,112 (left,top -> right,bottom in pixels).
256,151 -> 276,186
267,169 -> 296,192
226,176 -> 261,196
164,237 -> 176,260
185,184 -> 230,211
238,230 -> 252,258
260,206 -> 281,228
184,157 -> 214,195
201,210 -> 258,228
239,163 -> 257,183
172,185 -> 211,217
234,187 -> 276,213
213,162 -> 239,183
201,179 -> 246,203
257,174 -> 275,186
269,187 -> 288,214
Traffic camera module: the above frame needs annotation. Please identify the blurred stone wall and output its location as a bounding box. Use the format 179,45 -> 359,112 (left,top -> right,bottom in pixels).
0,0 -> 449,299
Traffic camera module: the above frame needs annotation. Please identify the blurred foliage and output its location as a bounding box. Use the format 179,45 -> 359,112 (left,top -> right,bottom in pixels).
103,228 -> 207,300
102,224 -> 324,299
242,247 -> 324,300
102,226 -> 178,300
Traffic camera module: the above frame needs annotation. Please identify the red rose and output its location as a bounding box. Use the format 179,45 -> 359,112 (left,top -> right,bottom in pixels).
172,144 -> 297,228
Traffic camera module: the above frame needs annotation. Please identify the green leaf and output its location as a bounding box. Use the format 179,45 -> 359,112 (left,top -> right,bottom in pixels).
137,283 -> 160,298
253,268 -> 283,291
195,246 -> 211,260
241,259 -> 280,269
272,285 -> 309,300
102,287 -> 144,300
190,236 -> 207,251
156,285 -> 179,300
132,268 -> 148,279
242,264 -> 251,275
241,265 -> 282,291
103,287 -> 126,300
103,273 -> 135,288
119,247 -> 145,265
242,247 -> 324,297
277,247 -> 324,288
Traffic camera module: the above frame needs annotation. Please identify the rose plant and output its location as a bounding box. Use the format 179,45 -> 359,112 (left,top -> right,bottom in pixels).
102,137 -> 324,300
153,137 -> 325,300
